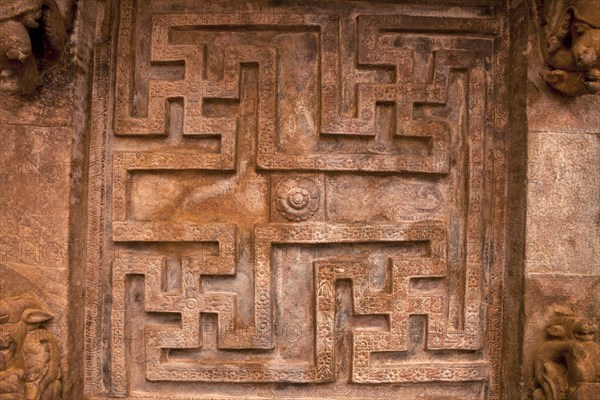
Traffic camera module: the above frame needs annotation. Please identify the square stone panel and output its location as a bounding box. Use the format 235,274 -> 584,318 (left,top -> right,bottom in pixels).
84,1 -> 509,399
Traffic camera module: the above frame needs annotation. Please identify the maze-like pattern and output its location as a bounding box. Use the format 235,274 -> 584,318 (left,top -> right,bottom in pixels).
103,0 -> 499,395
111,221 -> 487,393
114,9 -> 497,174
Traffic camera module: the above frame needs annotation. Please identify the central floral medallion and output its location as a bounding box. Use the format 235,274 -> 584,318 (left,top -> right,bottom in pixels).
275,177 -> 320,221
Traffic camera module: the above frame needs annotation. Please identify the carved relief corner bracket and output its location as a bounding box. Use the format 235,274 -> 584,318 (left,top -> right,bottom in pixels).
536,0 -> 600,96
0,295 -> 63,400
0,0 -> 72,95
530,312 -> 600,400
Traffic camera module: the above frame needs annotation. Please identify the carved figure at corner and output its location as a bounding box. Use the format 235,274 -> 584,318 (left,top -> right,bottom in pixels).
537,0 -> 600,96
0,0 -> 69,94
0,296 -> 62,400
531,313 -> 600,400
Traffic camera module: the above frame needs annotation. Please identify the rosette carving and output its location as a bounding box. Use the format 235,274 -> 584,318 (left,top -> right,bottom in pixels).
275,178 -> 320,222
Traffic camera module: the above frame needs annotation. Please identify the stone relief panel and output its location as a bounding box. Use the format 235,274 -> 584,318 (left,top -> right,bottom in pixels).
0,295 -> 63,400
86,1 -> 508,399
536,0 -> 600,96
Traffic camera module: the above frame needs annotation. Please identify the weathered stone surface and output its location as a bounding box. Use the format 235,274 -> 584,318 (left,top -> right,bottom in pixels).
523,2 -> 600,399
82,1 -> 509,398
0,0 -> 80,395
0,124 -> 72,398
0,0 -> 598,399
0,125 -> 71,313
526,131 -> 600,275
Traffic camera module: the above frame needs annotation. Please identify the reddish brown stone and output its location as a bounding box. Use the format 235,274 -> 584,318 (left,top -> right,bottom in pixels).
0,1 -> 598,400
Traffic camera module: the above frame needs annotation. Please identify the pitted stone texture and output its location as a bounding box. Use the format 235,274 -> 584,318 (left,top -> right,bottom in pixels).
0,125 -> 71,300
526,131 -> 600,275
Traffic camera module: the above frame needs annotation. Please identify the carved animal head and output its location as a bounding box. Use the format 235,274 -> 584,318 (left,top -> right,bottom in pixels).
0,296 -> 54,371
545,315 -> 598,342
532,313 -> 600,400
539,0 -> 600,96
0,296 -> 60,399
0,0 -> 69,94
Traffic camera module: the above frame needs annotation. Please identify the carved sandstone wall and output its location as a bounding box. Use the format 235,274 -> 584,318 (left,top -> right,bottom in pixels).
85,1 -> 509,399
522,0 -> 600,399
0,1 -> 598,399
0,0 -> 94,398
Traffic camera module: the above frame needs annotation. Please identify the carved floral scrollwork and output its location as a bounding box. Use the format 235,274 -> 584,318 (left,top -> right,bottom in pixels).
0,0 -> 70,94
531,312 -> 600,400
537,0 -> 600,96
0,295 -> 62,400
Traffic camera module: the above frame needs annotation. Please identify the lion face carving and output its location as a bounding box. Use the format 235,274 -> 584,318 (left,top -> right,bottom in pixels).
0,0 -> 69,94
538,0 -> 600,96
531,313 -> 600,400
0,296 -> 63,400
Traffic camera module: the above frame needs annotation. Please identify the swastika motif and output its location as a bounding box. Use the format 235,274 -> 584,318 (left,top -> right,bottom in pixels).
84,1 -> 509,399
111,221 -> 487,392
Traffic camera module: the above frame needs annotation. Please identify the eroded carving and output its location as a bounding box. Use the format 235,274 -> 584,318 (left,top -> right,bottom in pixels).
537,0 -> 600,96
0,295 -> 62,400
0,0 -> 69,94
531,312 -> 600,400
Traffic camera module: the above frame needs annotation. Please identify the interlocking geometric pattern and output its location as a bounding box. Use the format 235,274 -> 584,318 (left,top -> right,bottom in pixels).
84,1 -> 508,398
111,221 -> 487,391
114,11 -> 497,174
